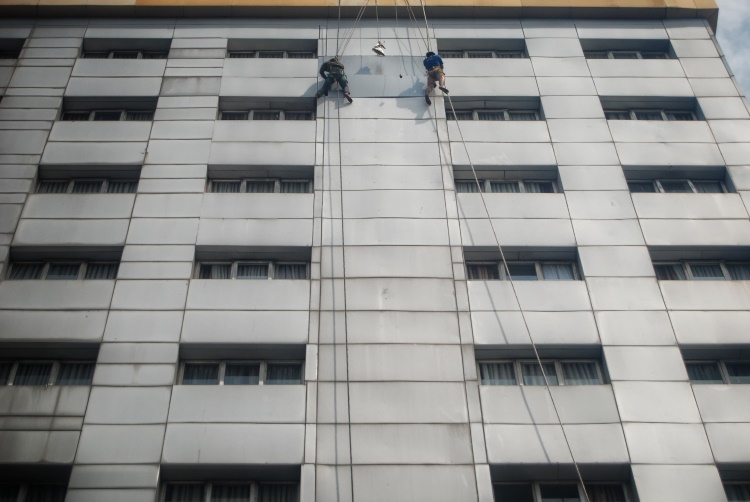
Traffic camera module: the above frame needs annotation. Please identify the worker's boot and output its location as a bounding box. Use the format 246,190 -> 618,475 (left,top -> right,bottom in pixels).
439,86 -> 449,94
345,92 -> 353,104
425,95 -> 431,105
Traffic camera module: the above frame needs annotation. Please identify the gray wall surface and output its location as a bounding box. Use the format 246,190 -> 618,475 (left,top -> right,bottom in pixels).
0,13 -> 749,502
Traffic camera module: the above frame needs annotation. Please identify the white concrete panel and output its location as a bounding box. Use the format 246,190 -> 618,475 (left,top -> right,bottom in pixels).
695,386 -> 750,423
632,193 -> 748,219
0,310 -> 107,343
460,219 -> 576,247
456,193 -> 570,220
616,143 -> 724,166
586,277 -> 665,310
352,466 -> 477,502
181,310 -> 308,344
670,311 -> 750,345
608,120 -> 714,143
196,219 -> 313,247
624,423 -> 714,464
566,191 -> 636,220
450,142 -> 556,166
558,165 -> 628,191
348,382 -> 468,424
168,386 -> 305,423
0,281 -> 114,310
344,278 -> 456,312
593,78 -> 695,97
13,218 -> 129,246
553,143 -> 619,166
596,311 -> 677,346
347,345 -> 463,382
467,281 -> 591,312
605,346 -> 688,382
613,382 -> 701,423
22,194 -> 135,219
589,60 -> 685,78
341,246 -> 453,279
660,280 -> 750,311
632,465 -> 727,502
342,219 -> 449,246
75,425 -> 165,464
578,246 -> 654,277
350,424 -> 473,464
341,190 -> 446,219
641,219 -> 750,246
41,142 -> 147,165
186,279 -> 309,310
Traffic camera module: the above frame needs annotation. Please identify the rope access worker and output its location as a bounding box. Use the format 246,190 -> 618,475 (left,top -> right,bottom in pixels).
315,57 -> 353,104
423,51 -> 449,105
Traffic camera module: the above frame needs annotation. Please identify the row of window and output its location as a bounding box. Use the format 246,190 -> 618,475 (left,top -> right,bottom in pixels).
446,108 -> 695,122
61,110 -> 154,121
0,361 -> 94,386
208,179 -> 311,193
654,262 -> 750,281
220,110 -> 313,121
604,109 -> 696,121
456,179 -> 557,193
163,482 -> 297,502
584,49 -> 669,60
8,261 -> 118,280
37,179 -> 138,194
458,178 -> 727,194
82,50 -> 168,59
628,179 -> 727,193
0,485 -> 67,502
467,262 -> 579,281
180,361 -> 303,385
480,360 -> 603,386
198,262 -> 309,280
494,482 -> 629,502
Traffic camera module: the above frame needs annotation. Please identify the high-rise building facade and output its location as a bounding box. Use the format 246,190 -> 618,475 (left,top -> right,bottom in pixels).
1,0 -> 749,501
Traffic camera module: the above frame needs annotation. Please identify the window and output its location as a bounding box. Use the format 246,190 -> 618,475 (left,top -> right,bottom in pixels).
196,261 -> 309,280
441,50 -> 525,58
585,50 -> 669,60
479,360 -> 604,386
653,261 -> 750,281
207,178 -> 311,193
466,261 -> 579,281
628,179 -> 726,194
0,361 -> 94,386
179,361 -> 303,385
227,50 -> 315,59
61,109 -> 154,121
686,361 -> 750,385
456,179 -> 557,193
494,482 -> 630,502
0,485 -> 68,502
7,261 -> 119,280
82,49 -> 168,59
725,483 -> 750,501
219,110 -> 313,120
447,109 -> 539,121
163,482 -> 298,502
604,109 -> 695,121
37,178 -> 138,194
0,38 -> 25,59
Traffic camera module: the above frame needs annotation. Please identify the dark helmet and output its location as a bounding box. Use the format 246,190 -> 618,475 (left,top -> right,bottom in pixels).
426,51 -> 435,57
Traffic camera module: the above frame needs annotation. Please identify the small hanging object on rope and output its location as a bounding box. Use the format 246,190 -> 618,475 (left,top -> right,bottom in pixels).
372,41 -> 386,56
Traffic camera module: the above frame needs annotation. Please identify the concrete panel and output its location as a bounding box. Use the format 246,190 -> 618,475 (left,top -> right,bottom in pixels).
213,120 -> 314,143
460,219 -> 576,247
609,120 -> 714,144
593,78 -> 694,97
69,464 -> 159,489
624,423 -> 714,464
84,387 -> 171,425
553,143 -> 619,166
49,122 -> 152,142
0,430 -> 79,463
182,310 -> 308,344
467,281 -> 591,312
12,218 -> 129,246
97,342 -> 178,364
145,140 -> 211,165
340,165 -> 443,191
103,310 -> 183,343
93,365 -> 176,387
633,193 -> 748,219
589,60 -> 685,78
641,219 -> 750,246
196,219 -> 312,247
456,193 -> 569,220
566,191 -> 636,220
575,20 -> 668,39
22,194 -> 135,219
605,346 -> 688,382
0,281 -> 114,310
110,280 -> 188,310
342,219 -> 448,246
65,77 -> 162,96
596,311 -> 677,346
72,59 -> 167,77
341,190 -> 446,219
0,385 -> 90,417
632,465 -> 727,502
348,382 -> 468,424
162,423 -> 304,464
546,119 -> 611,142
672,39 -> 721,57
472,311 -> 599,346
451,142 -> 556,166
338,246 -> 452,279
75,425 -> 165,464
559,165 -> 628,191
347,345 -> 463,382
670,311 -> 750,345
168,386 -> 305,423
536,77 -> 598,96
209,142 -> 315,166
578,246 -> 655,277
116,261 -> 192,279
0,310 -> 107,343
695,386 -> 750,423
353,424 -> 473,464
344,278 -> 456,312
200,194 -> 313,219
352,466 -> 477,502
9,67 -> 73,88
586,277 -> 665,310
660,280 -> 750,310
616,142 -> 724,166
613,381 -> 701,423
41,142 -> 147,165
133,194 -> 203,218
0,130 -> 49,155
126,218 -> 198,245
186,280 -> 310,311
531,57 -> 590,77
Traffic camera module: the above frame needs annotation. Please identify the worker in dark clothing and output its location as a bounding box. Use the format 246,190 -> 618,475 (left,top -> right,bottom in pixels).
423,51 -> 449,105
316,57 -> 353,103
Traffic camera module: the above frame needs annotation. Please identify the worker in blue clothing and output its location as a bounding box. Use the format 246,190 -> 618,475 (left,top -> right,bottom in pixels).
315,57 -> 353,104
423,51 -> 449,105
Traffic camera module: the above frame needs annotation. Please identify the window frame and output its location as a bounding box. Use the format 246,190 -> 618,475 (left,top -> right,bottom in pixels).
61,109 -> 155,121
604,109 -> 696,121
81,49 -> 168,59
627,178 -> 727,194
218,110 -> 314,121
493,481 -> 633,502
441,49 -> 526,59
37,178 -> 138,194
584,49 -> 669,60
447,108 -> 540,121
653,261 -> 750,281
178,360 -> 305,385
7,260 -> 119,280
686,360 -> 750,385
227,50 -> 316,59
195,260 -> 310,280
1,360 -> 95,386
466,260 -> 580,281
478,359 -> 604,387
161,481 -> 300,502
207,178 -> 312,194
0,483 -> 68,502
456,179 -> 558,194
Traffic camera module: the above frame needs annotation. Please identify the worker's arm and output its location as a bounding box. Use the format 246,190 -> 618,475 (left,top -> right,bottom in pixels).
319,63 -> 328,79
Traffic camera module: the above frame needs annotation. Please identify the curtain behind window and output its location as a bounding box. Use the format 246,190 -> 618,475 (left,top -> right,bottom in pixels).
522,362 -> 558,386
183,364 -> 219,385
692,180 -> 723,193
108,180 -> 138,193
690,263 -> 725,280
456,181 -> 482,193
25,485 -> 67,502
13,363 -> 53,385
200,264 -> 231,280
654,264 -> 687,280
266,363 -> 302,384
525,181 -> 555,193
726,484 -> 750,502
0,486 -> 19,502
9,263 -> 44,280
0,363 -> 11,385
246,181 -> 275,193
280,181 -> 310,193
508,111 -> 537,121
212,181 -> 242,193
467,264 -> 499,280
541,263 -> 575,280
85,263 -> 118,280
237,263 -> 269,279
727,264 -> 750,280
259,483 -> 298,502
37,181 -> 69,194
46,263 -> 80,280
686,362 -> 724,384
211,484 -> 251,502
490,181 -> 520,193
585,484 -> 626,502
275,264 -> 307,280
57,363 -> 94,385
726,363 -> 750,384
628,181 -> 657,193
225,364 -> 260,385
165,484 -> 204,502
561,362 -> 601,385
479,362 -> 516,385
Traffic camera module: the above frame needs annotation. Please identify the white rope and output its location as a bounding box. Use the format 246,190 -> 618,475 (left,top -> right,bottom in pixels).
402,0 -> 429,53
444,93 -> 592,502
337,0 -> 369,57
417,0 -> 431,51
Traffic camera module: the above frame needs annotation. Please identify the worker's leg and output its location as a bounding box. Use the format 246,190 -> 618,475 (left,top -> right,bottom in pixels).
316,75 -> 335,98
437,69 -> 449,94
426,71 -> 437,95
336,74 -> 353,103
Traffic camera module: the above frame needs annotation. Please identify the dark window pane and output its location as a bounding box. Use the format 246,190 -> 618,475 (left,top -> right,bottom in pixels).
440,51 -> 464,58
107,180 -> 138,193
8,263 -> 44,280
457,181 -> 482,193
253,111 -> 281,120
280,181 -> 310,193
489,181 -> 520,193
13,363 -> 53,385
524,181 -> 555,193
506,263 -> 538,281
93,110 -> 122,121
287,52 -> 315,59
612,52 -> 638,59
497,52 -> 524,58
0,363 -> 11,385
686,362 -> 723,384
182,364 -> 219,385
126,111 -> 154,121
25,485 -> 67,502
142,51 -> 168,59
112,51 -> 138,59
540,484 -> 581,502
224,363 -> 260,385
165,484 -> 204,502
61,111 -> 90,121
199,263 -> 231,279
448,110 -> 473,121
237,263 -> 269,279
726,484 -> 750,502
258,51 -> 284,58
604,110 -> 630,120
584,52 -> 608,59
628,181 -> 657,193
38,180 -> 70,193
259,483 -> 298,502
229,51 -> 256,58
211,181 -> 242,193
561,362 -> 602,385
641,52 -> 669,59
212,484 -> 252,501
522,362 -> 558,386
46,263 -> 81,280
727,264 -> 750,280
659,180 -> 692,193
586,485 -> 627,502
654,264 -> 687,280
541,263 -> 576,280
85,262 -> 118,280
71,180 -> 104,193
692,180 -> 723,193
246,180 -> 275,193
467,51 -> 494,58
494,483 -> 534,502
479,362 -> 516,385
508,111 -> 537,121
726,363 -> 750,384
689,263 -> 725,280
275,263 -> 307,280
477,111 -> 505,121
634,110 -> 663,120
266,363 -> 303,384
57,362 -> 94,385
467,264 -> 500,280
284,111 -> 313,120
82,51 -> 109,58
221,111 -> 249,120
665,111 -> 694,121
